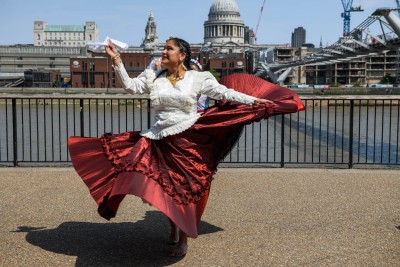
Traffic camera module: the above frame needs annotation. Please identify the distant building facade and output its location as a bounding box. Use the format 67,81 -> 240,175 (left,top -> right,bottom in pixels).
1,0 -> 396,89
70,50 -> 153,88
0,45 -> 87,79
303,51 -> 397,86
24,69 -> 60,87
33,21 -> 99,47
291,27 -> 306,48
206,53 -> 247,77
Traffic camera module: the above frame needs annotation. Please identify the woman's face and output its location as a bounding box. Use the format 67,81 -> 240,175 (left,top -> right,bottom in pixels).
161,40 -> 186,68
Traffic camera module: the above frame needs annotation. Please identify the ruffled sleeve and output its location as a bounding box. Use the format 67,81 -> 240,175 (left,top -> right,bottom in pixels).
113,62 -> 152,94
198,72 -> 256,105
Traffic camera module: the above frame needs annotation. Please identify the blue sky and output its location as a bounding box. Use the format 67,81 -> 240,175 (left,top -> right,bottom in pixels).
0,0 -> 395,46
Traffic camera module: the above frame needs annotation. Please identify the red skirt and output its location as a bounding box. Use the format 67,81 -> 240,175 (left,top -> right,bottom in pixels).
68,74 -> 304,238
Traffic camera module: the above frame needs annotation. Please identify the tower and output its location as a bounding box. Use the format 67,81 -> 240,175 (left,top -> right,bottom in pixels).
141,10 -> 158,49
291,27 -> 306,48
33,21 -> 47,46
85,22 -> 98,42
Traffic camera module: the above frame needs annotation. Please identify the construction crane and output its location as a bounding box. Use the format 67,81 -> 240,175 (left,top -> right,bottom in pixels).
341,0 -> 364,36
253,0 -> 267,42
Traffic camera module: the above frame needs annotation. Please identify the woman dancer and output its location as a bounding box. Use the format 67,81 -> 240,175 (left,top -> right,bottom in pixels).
68,37 -> 303,257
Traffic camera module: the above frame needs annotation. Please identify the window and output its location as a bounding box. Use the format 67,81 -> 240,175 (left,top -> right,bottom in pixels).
82,72 -> 88,88
229,62 -> 234,68
90,62 -> 95,71
50,57 -> 55,60
16,57 -> 23,60
90,72 -> 95,87
222,61 -> 226,68
82,61 -> 87,71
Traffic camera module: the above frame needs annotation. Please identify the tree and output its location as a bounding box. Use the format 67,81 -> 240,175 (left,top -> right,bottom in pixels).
209,69 -> 221,81
380,74 -> 395,84
52,80 -> 61,88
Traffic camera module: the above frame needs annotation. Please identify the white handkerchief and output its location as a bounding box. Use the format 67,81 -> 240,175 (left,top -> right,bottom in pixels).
86,36 -> 129,52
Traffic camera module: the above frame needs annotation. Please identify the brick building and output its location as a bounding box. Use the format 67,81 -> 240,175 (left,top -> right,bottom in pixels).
70,52 -> 153,88
205,53 -> 247,77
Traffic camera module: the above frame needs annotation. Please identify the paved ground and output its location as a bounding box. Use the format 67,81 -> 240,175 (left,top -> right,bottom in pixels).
0,167 -> 399,267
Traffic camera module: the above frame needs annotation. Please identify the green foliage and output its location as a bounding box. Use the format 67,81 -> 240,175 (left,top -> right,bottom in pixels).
380,74 -> 396,84
209,69 -> 221,81
52,80 -> 61,88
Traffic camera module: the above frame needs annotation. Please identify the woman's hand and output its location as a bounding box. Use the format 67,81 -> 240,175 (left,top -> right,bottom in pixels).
253,98 -> 273,106
105,40 -> 122,66
154,57 -> 162,70
105,40 -> 118,57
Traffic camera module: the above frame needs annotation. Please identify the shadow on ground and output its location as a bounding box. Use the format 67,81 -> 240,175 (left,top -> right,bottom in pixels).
14,210 -> 223,267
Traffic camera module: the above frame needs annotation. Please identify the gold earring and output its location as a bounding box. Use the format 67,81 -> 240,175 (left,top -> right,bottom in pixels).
181,62 -> 187,71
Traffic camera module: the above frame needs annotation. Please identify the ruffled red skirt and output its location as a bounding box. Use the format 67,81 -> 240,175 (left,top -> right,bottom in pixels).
68,74 -> 304,238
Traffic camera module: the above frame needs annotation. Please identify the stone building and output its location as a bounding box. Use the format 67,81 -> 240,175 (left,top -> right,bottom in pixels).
33,21 -> 99,47
204,0 -> 246,45
141,10 -> 158,50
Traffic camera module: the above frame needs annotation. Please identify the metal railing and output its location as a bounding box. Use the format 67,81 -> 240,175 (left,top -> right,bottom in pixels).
0,95 -> 399,168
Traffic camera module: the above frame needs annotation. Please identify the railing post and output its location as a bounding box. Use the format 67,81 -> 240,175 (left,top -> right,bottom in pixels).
348,100 -> 354,168
12,99 -> 17,166
147,99 -> 151,129
281,114 -> 285,168
80,99 -> 84,137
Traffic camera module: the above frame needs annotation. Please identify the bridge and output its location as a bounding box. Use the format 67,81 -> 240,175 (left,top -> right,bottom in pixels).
255,8 -> 400,84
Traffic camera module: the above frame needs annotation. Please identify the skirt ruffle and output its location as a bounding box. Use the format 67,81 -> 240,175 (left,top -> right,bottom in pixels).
68,74 -> 304,238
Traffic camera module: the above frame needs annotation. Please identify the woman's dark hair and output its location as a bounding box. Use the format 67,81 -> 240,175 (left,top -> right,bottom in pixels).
168,37 -> 192,70
155,37 -> 192,80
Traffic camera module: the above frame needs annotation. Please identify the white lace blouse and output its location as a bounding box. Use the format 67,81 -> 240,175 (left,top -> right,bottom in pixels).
114,63 -> 256,140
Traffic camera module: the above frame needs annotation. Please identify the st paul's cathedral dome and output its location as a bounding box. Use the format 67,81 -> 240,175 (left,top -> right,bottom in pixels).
204,0 -> 245,44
